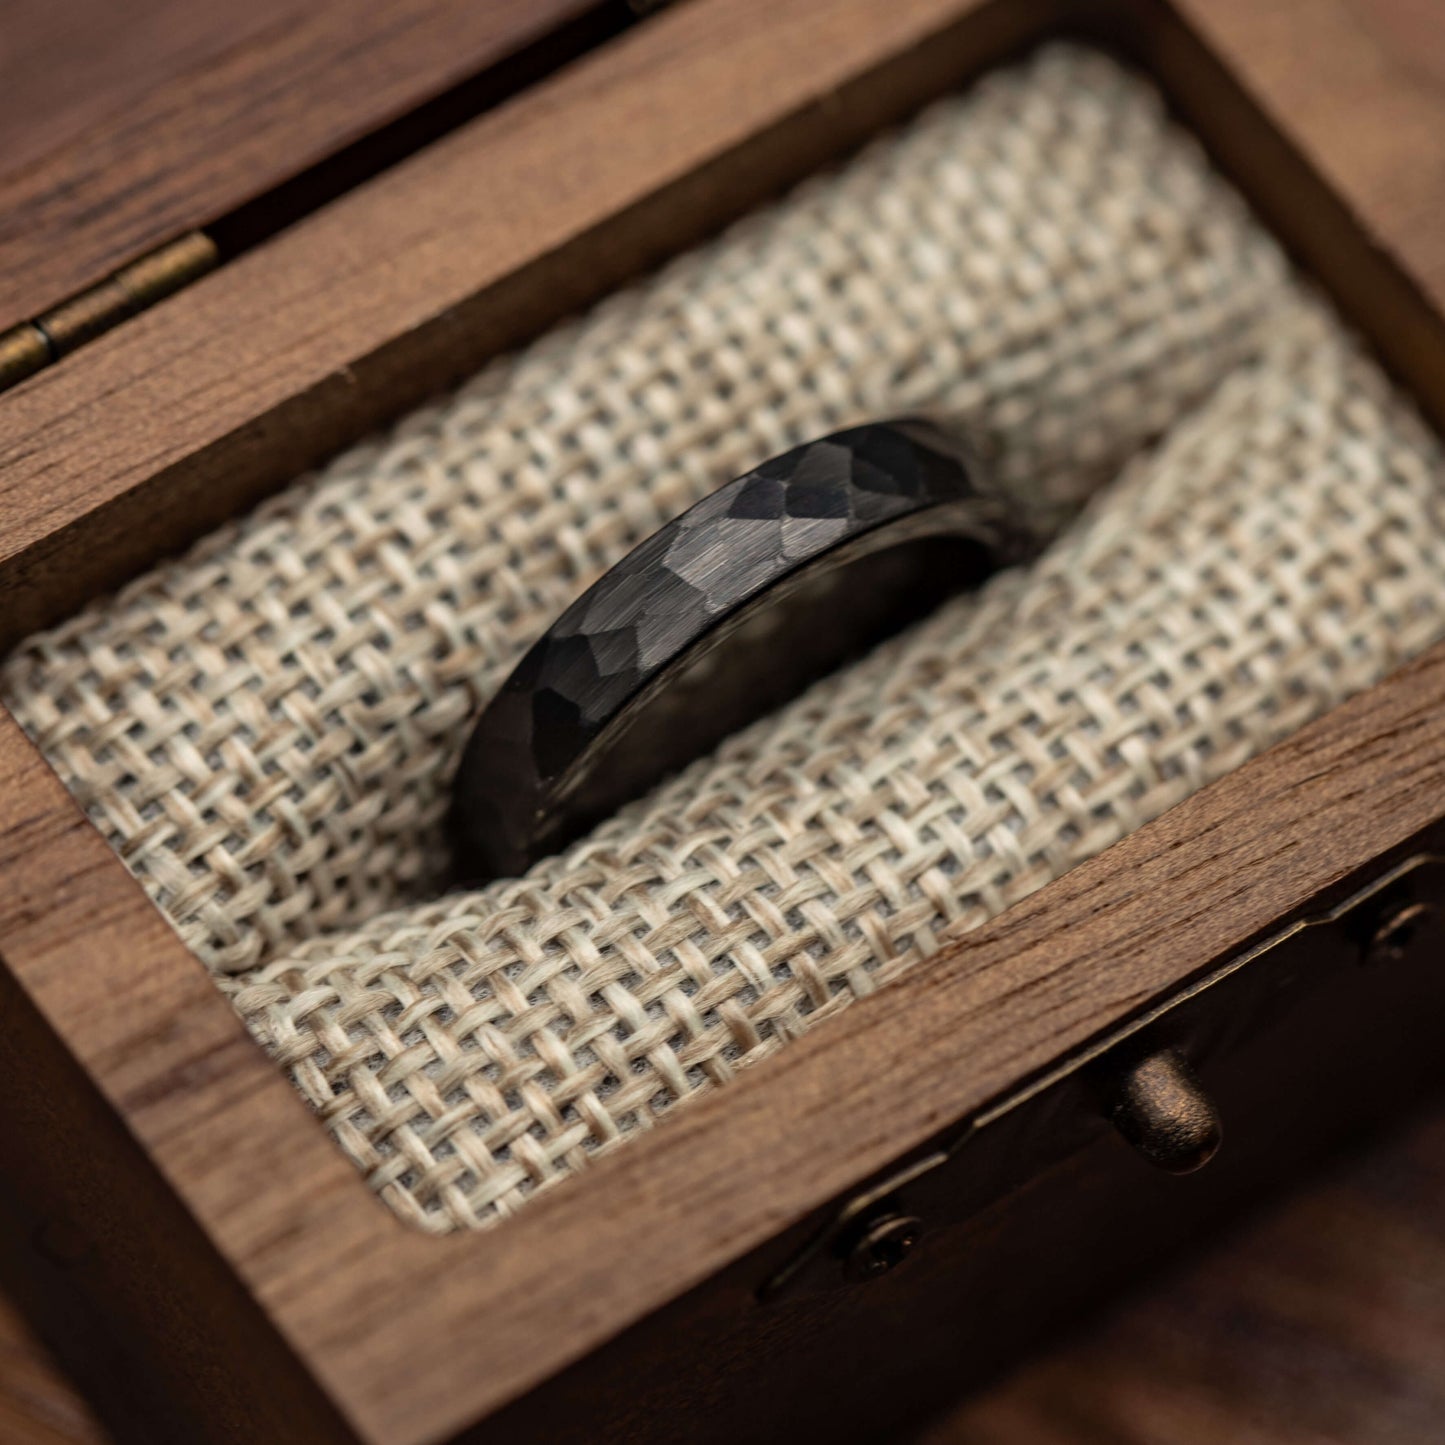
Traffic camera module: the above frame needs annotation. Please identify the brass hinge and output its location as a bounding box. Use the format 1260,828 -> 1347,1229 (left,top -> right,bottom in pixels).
0,231 -> 218,394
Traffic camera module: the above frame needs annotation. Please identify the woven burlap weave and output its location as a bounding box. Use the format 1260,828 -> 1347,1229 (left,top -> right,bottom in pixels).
6,46 -> 1444,1232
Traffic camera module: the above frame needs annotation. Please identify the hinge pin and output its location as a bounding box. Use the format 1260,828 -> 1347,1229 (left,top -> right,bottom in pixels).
0,323 -> 50,391
0,231 -> 218,394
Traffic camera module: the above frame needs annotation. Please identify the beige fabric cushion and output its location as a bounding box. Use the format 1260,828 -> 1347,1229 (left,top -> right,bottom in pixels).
6,45 -> 1442,1233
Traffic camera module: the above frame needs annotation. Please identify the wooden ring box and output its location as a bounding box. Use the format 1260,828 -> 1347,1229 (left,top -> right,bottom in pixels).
3,1 -> 1445,1441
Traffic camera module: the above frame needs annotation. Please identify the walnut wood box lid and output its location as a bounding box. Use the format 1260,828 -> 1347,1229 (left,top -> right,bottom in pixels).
3,3 -> 1445,1443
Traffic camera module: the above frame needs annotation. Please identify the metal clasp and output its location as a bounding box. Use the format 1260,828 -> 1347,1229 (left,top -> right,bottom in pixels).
762,851 -> 1445,1300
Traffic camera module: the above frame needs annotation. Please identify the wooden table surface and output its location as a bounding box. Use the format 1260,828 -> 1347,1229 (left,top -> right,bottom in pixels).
4,1095 -> 1442,1444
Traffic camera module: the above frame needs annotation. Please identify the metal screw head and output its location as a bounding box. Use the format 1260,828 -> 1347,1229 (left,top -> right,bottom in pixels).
35,1216 -> 90,1267
844,1212 -> 922,1282
1364,900 -> 1435,967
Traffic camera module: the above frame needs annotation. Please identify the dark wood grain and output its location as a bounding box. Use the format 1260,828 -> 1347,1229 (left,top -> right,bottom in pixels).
0,0 -> 1067,652
0,0 -> 293,181
7,0 -> 1445,657
0,0 -> 1444,1441
0,0 -> 603,332
1177,0 -> 1445,307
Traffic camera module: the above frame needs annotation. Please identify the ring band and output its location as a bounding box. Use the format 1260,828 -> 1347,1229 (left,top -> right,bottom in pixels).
451,419 -> 1035,882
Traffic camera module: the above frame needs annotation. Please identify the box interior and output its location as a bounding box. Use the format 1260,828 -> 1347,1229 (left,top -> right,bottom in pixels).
4,41 -> 1444,1242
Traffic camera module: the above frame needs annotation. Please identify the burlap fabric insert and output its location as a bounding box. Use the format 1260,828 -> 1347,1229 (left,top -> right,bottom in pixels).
5,46 -> 1443,1232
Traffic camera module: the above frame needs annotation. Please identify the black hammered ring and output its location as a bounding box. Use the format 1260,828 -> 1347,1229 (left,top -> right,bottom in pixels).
451,418 -> 1035,883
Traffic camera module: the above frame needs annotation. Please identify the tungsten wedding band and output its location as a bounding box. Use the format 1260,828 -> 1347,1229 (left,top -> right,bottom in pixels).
451,419 -> 1034,883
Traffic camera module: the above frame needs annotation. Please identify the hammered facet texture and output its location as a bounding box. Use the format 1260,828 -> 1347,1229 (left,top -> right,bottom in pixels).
453,421 -> 1031,880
